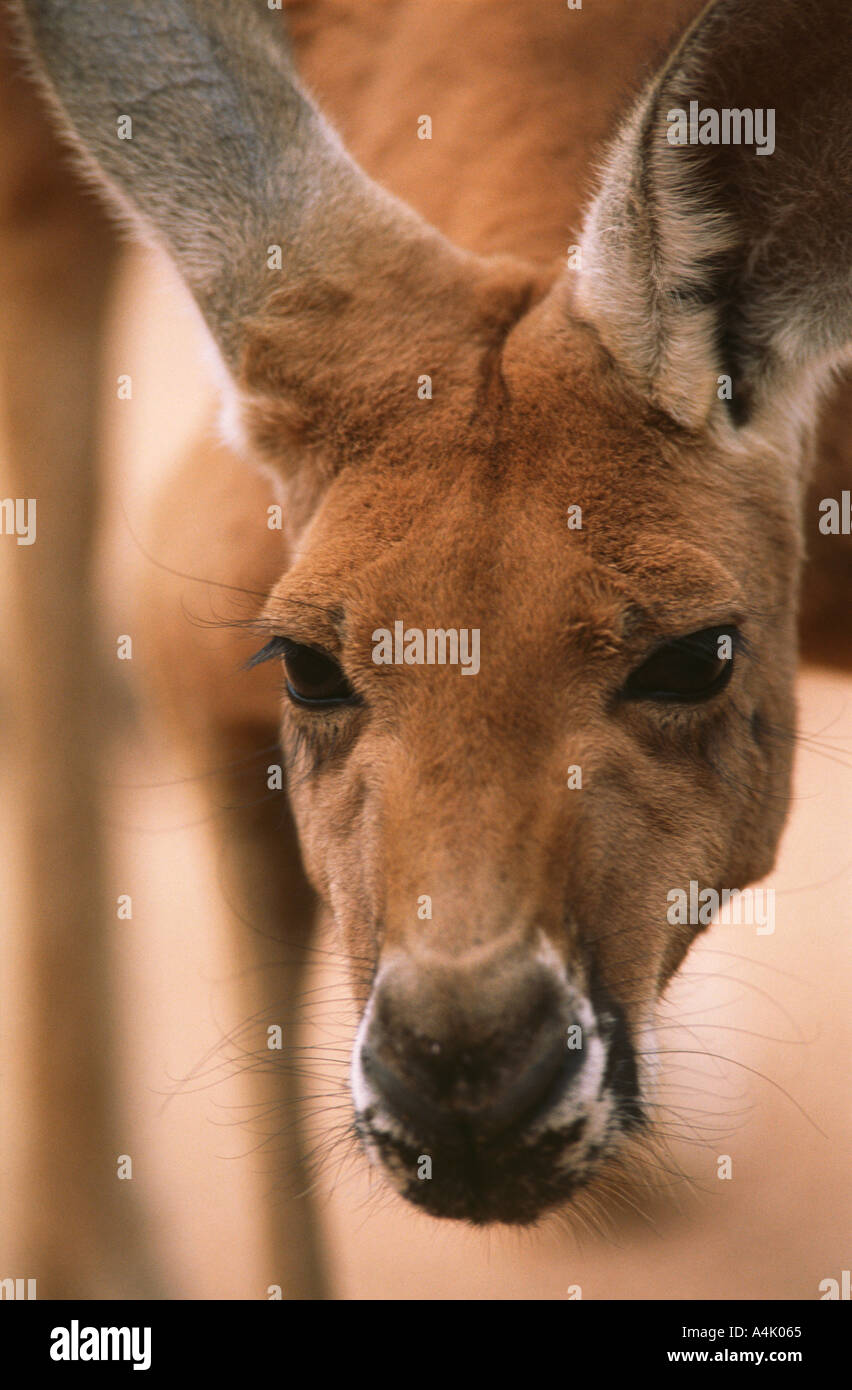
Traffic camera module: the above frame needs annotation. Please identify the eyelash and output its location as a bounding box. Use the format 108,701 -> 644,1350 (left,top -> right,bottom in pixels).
244,635 -> 292,670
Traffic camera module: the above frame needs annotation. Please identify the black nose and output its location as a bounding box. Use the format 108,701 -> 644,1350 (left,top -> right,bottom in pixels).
360,956 -> 586,1140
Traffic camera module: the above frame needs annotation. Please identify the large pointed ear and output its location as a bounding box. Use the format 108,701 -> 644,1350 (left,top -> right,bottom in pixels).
573,0 -> 852,432
10,0 -> 492,449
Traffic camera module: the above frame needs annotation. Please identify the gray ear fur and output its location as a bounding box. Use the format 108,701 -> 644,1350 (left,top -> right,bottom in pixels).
10,0 -> 456,375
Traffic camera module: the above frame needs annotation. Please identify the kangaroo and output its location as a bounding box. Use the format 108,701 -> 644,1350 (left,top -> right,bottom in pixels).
5,0 -> 851,1298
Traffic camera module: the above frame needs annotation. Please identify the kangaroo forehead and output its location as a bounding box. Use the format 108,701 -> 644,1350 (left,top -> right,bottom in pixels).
265,521 -> 744,660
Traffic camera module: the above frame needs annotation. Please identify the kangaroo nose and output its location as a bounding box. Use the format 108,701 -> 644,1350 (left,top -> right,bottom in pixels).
360,953 -> 585,1140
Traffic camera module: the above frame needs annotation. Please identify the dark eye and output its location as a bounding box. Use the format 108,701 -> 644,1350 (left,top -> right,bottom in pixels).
622,626 -> 737,703
282,641 -> 356,707
246,636 -> 358,708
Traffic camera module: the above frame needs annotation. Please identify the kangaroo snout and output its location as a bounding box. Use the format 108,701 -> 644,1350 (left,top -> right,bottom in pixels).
352,945 -> 638,1224
360,951 -> 583,1140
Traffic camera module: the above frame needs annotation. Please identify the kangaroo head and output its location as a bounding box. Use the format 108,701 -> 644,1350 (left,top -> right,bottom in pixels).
250,293 -> 802,1222
19,0 -> 851,1223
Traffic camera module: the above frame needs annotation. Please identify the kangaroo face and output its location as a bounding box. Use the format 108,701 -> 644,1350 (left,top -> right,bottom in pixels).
254,311 -> 799,1222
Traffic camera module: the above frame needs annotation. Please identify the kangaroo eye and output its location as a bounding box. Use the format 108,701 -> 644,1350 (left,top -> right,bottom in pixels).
247,636 -> 357,708
282,641 -> 356,707
622,627 -> 737,703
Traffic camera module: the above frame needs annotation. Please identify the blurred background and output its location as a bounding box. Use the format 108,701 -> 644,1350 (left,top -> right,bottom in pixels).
0,3 -> 850,1301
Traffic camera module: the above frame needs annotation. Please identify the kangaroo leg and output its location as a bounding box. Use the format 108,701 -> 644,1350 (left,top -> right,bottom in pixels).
0,15 -> 161,1297
137,433 -> 329,1301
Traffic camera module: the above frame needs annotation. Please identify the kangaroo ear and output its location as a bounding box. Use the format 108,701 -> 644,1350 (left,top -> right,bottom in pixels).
11,0 -> 481,443
573,0 -> 852,431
